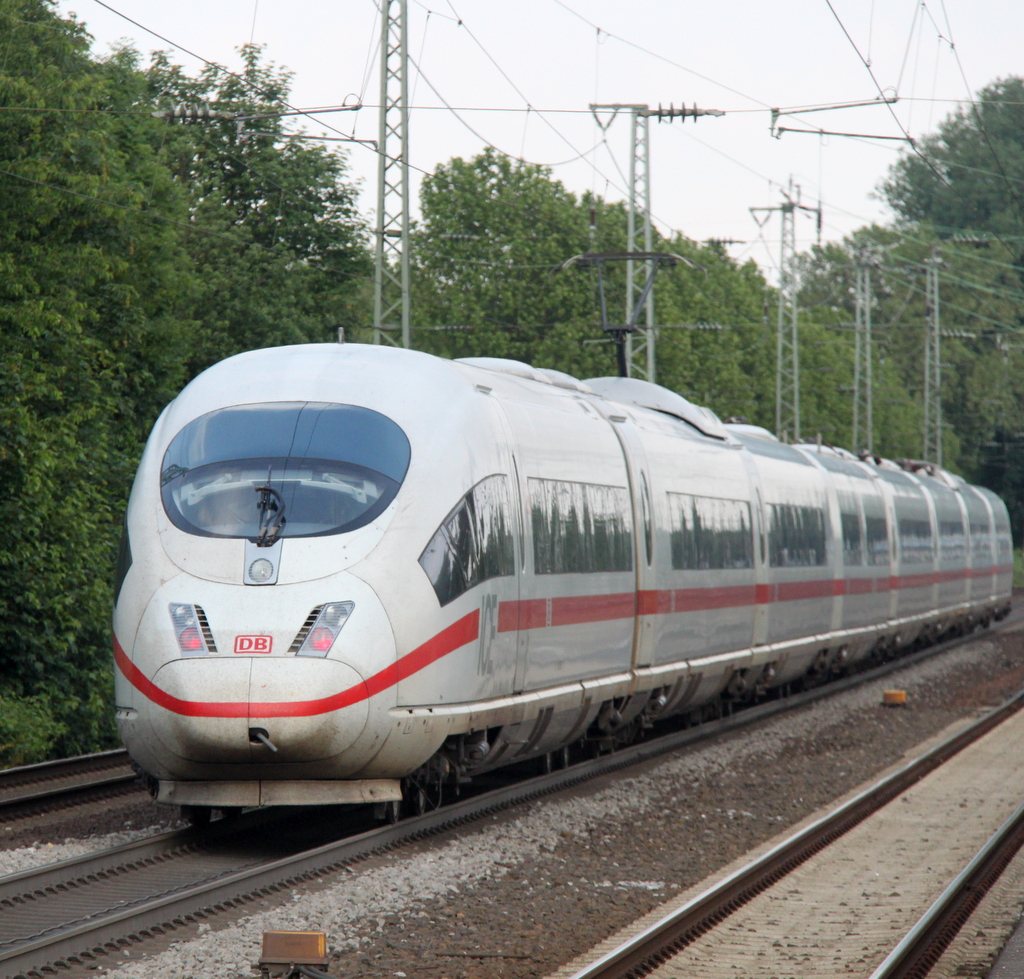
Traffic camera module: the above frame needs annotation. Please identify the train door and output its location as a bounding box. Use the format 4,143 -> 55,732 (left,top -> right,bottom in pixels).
592,407 -> 655,670
738,455 -> 769,647
498,393 -> 637,692
487,400 -> 526,695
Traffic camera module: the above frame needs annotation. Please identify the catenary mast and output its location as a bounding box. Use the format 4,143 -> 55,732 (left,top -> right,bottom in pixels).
373,0 -> 411,348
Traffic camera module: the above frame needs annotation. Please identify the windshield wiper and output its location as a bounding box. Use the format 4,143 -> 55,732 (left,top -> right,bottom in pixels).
254,468 -> 286,546
160,464 -> 190,487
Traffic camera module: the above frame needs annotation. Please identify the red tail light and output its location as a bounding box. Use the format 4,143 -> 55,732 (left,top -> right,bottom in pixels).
178,626 -> 204,651
308,626 -> 335,651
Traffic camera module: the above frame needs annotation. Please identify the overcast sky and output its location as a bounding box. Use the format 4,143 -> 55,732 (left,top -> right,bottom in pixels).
61,0 -> 1024,278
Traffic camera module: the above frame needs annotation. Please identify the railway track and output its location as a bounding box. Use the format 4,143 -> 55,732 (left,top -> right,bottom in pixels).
0,621 -> 1017,979
559,678 -> 1024,979
0,751 -> 137,822
870,797 -> 1024,979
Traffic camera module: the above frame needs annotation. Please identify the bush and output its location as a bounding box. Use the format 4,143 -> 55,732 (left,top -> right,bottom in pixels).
0,690 -> 68,768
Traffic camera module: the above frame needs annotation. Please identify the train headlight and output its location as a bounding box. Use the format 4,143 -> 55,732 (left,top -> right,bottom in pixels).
248,558 -> 275,583
169,603 -> 209,656
297,602 -> 354,657
178,626 -> 204,651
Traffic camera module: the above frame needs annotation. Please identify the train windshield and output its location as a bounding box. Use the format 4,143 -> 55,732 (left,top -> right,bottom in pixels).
160,402 -> 411,539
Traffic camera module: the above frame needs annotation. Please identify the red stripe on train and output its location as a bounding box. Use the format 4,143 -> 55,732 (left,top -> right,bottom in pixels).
114,610 -> 480,718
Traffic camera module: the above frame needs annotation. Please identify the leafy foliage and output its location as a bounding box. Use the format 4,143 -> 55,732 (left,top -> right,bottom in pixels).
411,149 -> 773,421
0,1 -> 368,761
0,1 -> 189,751
882,77 -> 1024,247
0,689 -> 68,767
144,47 -> 370,371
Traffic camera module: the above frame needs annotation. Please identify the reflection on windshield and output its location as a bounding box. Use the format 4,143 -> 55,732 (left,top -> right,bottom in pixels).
160,403 -> 410,540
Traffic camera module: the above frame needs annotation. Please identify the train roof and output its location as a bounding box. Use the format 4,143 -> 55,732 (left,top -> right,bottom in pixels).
162,345 -> 989,503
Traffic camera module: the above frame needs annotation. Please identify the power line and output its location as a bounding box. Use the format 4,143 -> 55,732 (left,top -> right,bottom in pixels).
821,0 -> 949,186
90,0 -> 358,140
547,0 -> 771,109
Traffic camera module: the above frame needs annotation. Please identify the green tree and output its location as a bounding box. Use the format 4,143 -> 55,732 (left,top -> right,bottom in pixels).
411,148 -> 617,374
798,224 -> 1024,522
0,0 -> 193,753
411,148 -> 775,419
144,46 -> 371,373
882,77 -> 1024,247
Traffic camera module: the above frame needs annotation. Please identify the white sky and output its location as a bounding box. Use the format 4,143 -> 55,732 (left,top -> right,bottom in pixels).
62,0 -> 1024,278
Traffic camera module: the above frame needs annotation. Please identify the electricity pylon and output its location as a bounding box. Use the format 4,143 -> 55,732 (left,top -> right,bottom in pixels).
923,246 -> 943,463
750,181 -> 821,442
590,103 -> 724,382
373,0 -> 410,348
852,247 -> 878,454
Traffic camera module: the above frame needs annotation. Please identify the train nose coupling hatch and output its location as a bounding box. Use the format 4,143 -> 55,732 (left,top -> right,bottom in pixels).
249,727 -> 278,752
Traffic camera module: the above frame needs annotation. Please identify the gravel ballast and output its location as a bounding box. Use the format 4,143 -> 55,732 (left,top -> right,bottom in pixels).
45,620 -> 1019,979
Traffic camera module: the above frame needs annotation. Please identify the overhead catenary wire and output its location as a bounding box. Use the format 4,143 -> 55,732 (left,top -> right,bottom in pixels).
90,0 -> 359,140
16,6 -> 1024,264
934,0 -> 1024,225
547,0 -> 771,109
821,0 -> 949,186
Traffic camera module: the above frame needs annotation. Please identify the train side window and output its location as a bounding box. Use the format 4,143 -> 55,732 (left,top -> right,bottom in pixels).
939,519 -> 966,561
840,512 -> 863,566
995,515 -> 1012,560
113,517 -> 132,606
865,515 -> 890,565
970,520 -> 991,561
667,493 -> 754,570
768,503 -> 827,567
530,478 -> 633,574
419,475 -> 515,606
898,518 -> 934,564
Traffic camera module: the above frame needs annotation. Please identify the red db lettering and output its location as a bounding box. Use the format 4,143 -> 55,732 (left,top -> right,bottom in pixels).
234,635 -> 272,654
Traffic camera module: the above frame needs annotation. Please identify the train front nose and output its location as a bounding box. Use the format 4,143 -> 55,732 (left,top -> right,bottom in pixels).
149,655 -> 369,764
122,572 -> 397,780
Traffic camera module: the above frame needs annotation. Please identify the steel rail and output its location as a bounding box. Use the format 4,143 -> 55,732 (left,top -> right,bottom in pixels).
561,687 -> 1024,979
0,750 -> 136,820
869,798 -> 1024,979
0,619 -> 1015,979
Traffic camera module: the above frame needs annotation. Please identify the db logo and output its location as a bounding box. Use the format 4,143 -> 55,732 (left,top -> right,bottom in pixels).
234,635 -> 273,654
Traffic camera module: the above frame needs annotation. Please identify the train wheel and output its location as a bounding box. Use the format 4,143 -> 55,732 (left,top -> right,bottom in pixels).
410,785 -> 428,816
371,799 -> 402,824
402,775 -> 441,817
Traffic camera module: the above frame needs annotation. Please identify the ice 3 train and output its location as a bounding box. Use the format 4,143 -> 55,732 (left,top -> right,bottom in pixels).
112,342 -> 1013,819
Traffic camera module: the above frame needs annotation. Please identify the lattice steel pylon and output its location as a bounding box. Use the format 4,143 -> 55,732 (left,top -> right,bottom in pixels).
372,0 -> 410,348
625,109 -> 654,381
751,181 -> 821,443
923,246 -> 943,464
591,103 -> 723,382
852,249 -> 876,454
775,199 -> 799,442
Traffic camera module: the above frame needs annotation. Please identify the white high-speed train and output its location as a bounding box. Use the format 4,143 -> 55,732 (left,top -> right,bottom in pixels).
113,342 -> 1013,819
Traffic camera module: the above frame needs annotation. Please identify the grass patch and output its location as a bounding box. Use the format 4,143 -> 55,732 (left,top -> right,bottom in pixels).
1016,548 -> 1024,589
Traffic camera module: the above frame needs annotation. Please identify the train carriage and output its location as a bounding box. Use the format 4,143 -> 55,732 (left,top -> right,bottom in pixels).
113,342 -> 1013,816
